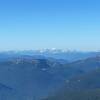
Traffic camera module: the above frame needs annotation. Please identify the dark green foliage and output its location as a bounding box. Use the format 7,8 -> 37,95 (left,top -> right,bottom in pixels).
44,89 -> 100,100
43,58 -> 100,100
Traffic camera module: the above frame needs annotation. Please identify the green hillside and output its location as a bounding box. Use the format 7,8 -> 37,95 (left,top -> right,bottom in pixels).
44,89 -> 100,100
43,68 -> 100,100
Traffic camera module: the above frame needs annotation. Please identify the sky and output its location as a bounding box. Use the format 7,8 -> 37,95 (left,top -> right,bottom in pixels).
0,0 -> 100,51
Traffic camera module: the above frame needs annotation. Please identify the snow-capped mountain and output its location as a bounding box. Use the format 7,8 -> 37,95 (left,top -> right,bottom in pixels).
0,49 -> 100,62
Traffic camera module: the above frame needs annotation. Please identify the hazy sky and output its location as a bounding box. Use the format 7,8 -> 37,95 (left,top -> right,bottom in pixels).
0,0 -> 100,51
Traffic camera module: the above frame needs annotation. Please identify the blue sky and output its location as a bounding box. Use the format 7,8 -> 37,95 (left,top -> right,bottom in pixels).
0,0 -> 100,51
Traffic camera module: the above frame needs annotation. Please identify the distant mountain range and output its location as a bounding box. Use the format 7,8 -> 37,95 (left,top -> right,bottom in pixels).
0,50 -> 100,62
0,51 -> 100,99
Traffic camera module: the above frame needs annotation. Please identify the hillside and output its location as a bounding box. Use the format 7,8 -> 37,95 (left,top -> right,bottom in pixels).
43,68 -> 100,100
0,56 -> 100,99
44,89 -> 100,100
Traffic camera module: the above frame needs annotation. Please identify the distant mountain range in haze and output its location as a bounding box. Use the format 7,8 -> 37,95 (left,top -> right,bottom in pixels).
0,49 -> 100,62
0,50 -> 100,99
